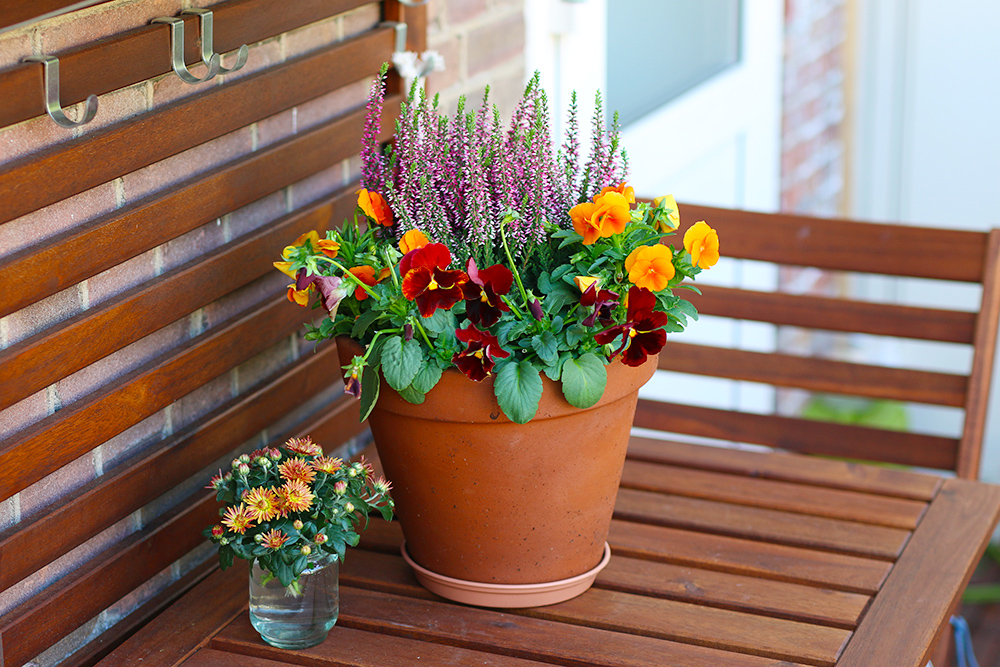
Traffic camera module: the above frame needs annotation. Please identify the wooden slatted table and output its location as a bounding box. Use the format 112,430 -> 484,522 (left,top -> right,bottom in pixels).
97,438 -> 1000,667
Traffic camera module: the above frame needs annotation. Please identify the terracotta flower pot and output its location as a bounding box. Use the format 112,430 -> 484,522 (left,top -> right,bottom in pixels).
337,337 -> 656,605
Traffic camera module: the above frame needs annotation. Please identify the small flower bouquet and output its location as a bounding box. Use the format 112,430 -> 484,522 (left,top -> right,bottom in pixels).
275,68 -> 719,424
203,437 -> 393,591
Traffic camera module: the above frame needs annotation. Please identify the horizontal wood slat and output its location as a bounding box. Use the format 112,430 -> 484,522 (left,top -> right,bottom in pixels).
0,0 -> 371,128
0,344 -> 340,593
614,487 -> 909,560
620,459 -> 927,529
0,24 -> 393,225
626,437 -> 942,501
0,97 -> 400,319
688,285 -> 977,344
836,479 -> 1000,667
0,193 -> 338,412
0,1 -> 113,32
0,295 -> 310,500
0,492 -> 219,667
658,342 -> 967,407
679,204 -> 987,282
633,399 -> 959,471
609,520 -> 890,595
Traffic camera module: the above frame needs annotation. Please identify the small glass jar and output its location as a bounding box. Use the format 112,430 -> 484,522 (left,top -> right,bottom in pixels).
249,553 -> 339,649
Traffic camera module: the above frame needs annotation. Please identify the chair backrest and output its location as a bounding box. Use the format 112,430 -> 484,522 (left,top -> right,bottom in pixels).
639,204 -> 1000,479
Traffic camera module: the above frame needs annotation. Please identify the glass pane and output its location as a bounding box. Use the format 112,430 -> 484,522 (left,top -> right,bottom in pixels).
607,0 -> 742,127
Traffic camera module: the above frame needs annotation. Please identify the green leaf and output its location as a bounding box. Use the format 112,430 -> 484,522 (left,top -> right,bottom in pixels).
561,353 -> 608,409
351,309 -> 381,339
411,363 -> 443,394
565,324 -> 587,347
381,336 -> 422,391
398,384 -> 426,404
673,297 -> 699,320
494,360 -> 544,424
420,309 -> 451,334
531,331 -> 559,366
358,338 -> 385,422
219,546 -> 234,570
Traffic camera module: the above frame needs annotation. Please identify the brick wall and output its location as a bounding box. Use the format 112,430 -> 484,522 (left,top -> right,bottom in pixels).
780,0 -> 847,217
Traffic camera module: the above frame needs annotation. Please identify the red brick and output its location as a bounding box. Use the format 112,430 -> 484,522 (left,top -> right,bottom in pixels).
74,84 -> 148,137
427,0 -> 447,36
0,182 -> 117,258
255,107 -> 296,149
0,388 -> 49,440
99,409 -> 169,470
18,452 -> 97,520
56,318 -> 189,405
226,190 -> 286,239
160,216 -> 229,273
171,374 -> 233,432
218,38 -> 282,83
0,29 -> 31,70
425,36 -> 461,94
283,16 -> 341,61
204,271 -> 286,330
87,248 -> 159,308
342,3 -> 381,39
150,66 -> 220,110
234,337 -> 294,393
2,284 -> 84,346
296,78 -> 371,131
467,13 -> 524,76
40,0 -> 179,53
447,0 -> 487,25
288,163 -> 347,209
121,126 -> 252,201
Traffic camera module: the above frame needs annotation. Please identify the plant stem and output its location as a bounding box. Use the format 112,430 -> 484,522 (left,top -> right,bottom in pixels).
500,220 -> 530,307
410,315 -> 433,348
501,295 -> 525,319
383,248 -> 401,288
321,258 -> 380,300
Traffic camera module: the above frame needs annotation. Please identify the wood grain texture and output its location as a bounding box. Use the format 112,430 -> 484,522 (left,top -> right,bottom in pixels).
0,493 -> 221,667
626,437 -> 942,500
0,191 -> 343,412
658,342 -> 967,407
958,229 -> 1000,478
0,25 -> 392,225
0,345 -> 340,593
620,459 -> 927,529
0,98 -> 400,320
687,284 -> 977,344
679,204 -> 987,282
95,562 -> 248,667
836,479 -> 1000,667
0,0 -> 370,128
633,400 -> 959,471
0,295 -> 309,500
0,0 -> 114,31
614,487 -> 910,560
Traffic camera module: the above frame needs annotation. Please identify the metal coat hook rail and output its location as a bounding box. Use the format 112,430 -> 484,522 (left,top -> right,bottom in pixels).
180,9 -> 249,75
151,16 -> 221,84
22,55 -> 98,128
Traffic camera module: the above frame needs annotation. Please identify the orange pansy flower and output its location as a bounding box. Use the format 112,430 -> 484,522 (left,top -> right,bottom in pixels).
570,191 -> 631,245
316,239 -> 340,258
357,188 -> 394,227
286,284 -> 311,307
282,230 -> 320,259
625,244 -> 676,292
347,265 -> 390,300
399,229 -> 430,254
683,221 -> 720,269
600,183 -> 636,204
274,261 -> 297,279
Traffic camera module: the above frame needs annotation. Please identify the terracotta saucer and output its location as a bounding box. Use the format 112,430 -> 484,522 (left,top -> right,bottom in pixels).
400,541 -> 612,608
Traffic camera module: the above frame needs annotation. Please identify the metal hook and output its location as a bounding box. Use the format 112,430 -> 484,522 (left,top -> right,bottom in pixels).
22,55 -> 98,128
180,9 -> 248,74
151,16 -> 221,84
382,21 -> 408,54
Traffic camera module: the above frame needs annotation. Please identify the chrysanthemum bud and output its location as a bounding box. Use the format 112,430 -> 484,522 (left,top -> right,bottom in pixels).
254,533 -> 264,543
231,458 -> 241,469
219,537 -> 229,545
238,463 -> 251,475
300,545 -> 312,555
314,533 -> 328,544
344,502 -> 355,513
211,525 -> 224,538
257,456 -> 271,468
269,448 -> 282,461
239,454 -> 251,464
333,481 -> 347,495
293,519 -> 304,530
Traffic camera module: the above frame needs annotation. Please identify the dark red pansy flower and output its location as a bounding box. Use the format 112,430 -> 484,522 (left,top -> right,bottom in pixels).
462,257 -> 513,326
594,286 -> 668,367
400,243 -> 469,317
452,325 -> 510,382
580,283 -> 620,328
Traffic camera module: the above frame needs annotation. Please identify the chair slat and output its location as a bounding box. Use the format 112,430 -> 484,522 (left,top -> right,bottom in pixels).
0,295 -> 308,499
658,342 -> 967,407
0,344 -> 340,593
633,400 -> 959,471
688,285 -> 976,344
680,204 -> 987,282
0,25 -> 392,225
0,98 -> 400,319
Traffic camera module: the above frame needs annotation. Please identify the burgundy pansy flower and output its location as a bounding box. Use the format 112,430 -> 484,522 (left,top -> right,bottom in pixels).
296,271 -> 352,316
594,286 -> 668,367
462,257 -> 513,326
452,325 -> 511,382
400,243 -> 469,317
580,283 -> 619,328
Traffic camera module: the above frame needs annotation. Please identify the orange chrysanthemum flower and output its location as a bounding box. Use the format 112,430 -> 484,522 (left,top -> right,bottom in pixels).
357,188 -> 394,227
278,479 -> 315,514
600,183 -> 636,204
399,229 -> 430,254
311,456 -> 344,474
625,244 -> 676,292
243,487 -> 279,523
284,436 -> 323,458
683,221 -> 720,269
260,528 -> 290,550
221,503 -> 255,534
569,191 -> 631,245
278,457 -> 317,485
